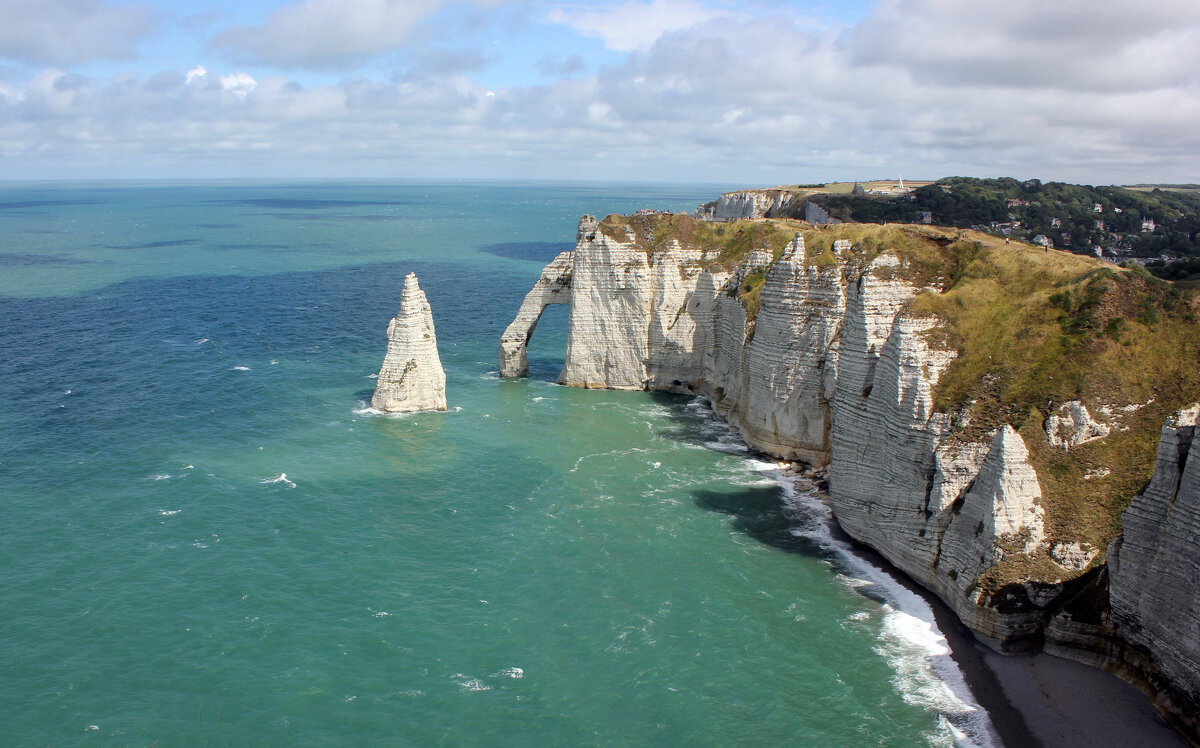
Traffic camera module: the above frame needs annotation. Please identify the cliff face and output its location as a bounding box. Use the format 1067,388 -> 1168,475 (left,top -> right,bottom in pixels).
371,273 -> 447,413
737,237 -> 843,463
696,189 -> 795,221
1110,405 -> 1200,706
500,216 -> 1066,649
498,214 -> 1200,730
499,250 -> 573,378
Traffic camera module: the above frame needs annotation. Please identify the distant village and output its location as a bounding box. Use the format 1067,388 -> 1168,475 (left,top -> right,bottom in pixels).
682,177 -> 1197,269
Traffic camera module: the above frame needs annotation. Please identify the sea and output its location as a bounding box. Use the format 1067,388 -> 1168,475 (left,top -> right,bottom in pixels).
0,181 -> 997,746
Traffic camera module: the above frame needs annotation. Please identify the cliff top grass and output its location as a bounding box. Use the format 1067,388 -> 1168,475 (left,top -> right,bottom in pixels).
624,215 -> 1198,576
809,224 -> 1199,581
597,213 -> 804,271
712,180 -> 936,197
880,226 -> 1200,565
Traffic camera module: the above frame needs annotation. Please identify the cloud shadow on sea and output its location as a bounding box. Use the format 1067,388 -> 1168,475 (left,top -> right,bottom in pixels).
478,241 -> 574,262
208,198 -> 412,210
0,253 -> 93,267
212,243 -> 290,251
105,239 -> 199,250
0,200 -> 101,212
249,212 -> 403,223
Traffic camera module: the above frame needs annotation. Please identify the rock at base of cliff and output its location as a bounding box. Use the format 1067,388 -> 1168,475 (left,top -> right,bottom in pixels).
371,273 -> 447,413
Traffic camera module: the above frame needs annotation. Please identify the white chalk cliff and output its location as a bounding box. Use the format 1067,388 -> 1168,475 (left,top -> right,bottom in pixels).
371,273 -> 447,413
499,214 -> 1200,732
499,250 -> 573,378
696,189 -> 795,221
500,215 -> 1058,646
1109,405 -> 1200,708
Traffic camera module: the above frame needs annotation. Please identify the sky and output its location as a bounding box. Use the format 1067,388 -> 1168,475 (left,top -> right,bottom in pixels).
0,0 -> 1197,184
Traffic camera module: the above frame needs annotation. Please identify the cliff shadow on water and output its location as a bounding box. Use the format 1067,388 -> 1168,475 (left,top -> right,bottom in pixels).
692,485 -> 822,558
641,392 -> 828,562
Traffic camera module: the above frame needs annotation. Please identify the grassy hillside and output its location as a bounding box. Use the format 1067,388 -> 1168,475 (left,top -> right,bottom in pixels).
770,176 -> 1200,265
889,227 -> 1199,561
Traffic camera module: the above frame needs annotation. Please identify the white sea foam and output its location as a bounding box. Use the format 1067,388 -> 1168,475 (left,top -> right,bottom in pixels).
567,447 -> 648,474
151,473 -> 171,481
703,440 -> 749,454
232,365 -> 250,371
532,397 -> 546,402
270,359 -> 278,365
159,509 -> 181,516
451,674 -> 492,692
778,480 -> 997,747
352,404 -> 463,418
491,667 -> 524,679
195,338 -> 208,344
686,397 -> 997,747
261,473 -> 296,488
731,477 -> 779,488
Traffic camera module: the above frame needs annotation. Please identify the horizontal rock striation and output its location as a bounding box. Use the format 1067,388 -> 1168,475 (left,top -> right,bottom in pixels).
501,215 -> 1066,648
738,235 -> 843,462
696,189 -> 795,221
371,273 -> 447,413
1109,405 -> 1200,709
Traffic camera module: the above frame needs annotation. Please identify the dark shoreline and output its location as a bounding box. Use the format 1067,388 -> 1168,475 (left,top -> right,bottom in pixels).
829,525 -> 1186,747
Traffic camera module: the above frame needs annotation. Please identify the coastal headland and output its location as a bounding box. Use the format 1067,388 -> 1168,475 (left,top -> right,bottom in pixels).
500,205 -> 1200,742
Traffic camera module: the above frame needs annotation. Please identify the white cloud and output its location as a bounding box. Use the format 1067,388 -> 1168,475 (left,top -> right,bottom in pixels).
1,2 -> 1198,184
851,0 -> 1200,92
219,71 -> 257,99
547,0 -> 726,51
208,0 -> 445,70
0,0 -> 159,66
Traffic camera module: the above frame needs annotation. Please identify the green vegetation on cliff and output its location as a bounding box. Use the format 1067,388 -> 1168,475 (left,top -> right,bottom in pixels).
604,211 -> 1200,584
598,213 -> 802,319
772,176 -> 1200,265
598,212 -> 799,271
888,226 -> 1200,557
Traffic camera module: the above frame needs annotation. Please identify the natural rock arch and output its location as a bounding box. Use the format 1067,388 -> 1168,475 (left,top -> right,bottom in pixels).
498,251 -> 573,377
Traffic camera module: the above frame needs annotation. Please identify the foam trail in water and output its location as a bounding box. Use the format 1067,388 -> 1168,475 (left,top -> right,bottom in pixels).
780,479 -> 997,748
352,403 -> 463,417
261,473 -> 296,488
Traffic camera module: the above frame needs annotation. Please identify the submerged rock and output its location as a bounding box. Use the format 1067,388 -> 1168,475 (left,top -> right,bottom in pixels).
371,273 -> 447,413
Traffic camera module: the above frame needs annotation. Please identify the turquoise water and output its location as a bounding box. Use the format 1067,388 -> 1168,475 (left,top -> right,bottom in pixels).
0,182 -> 993,745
